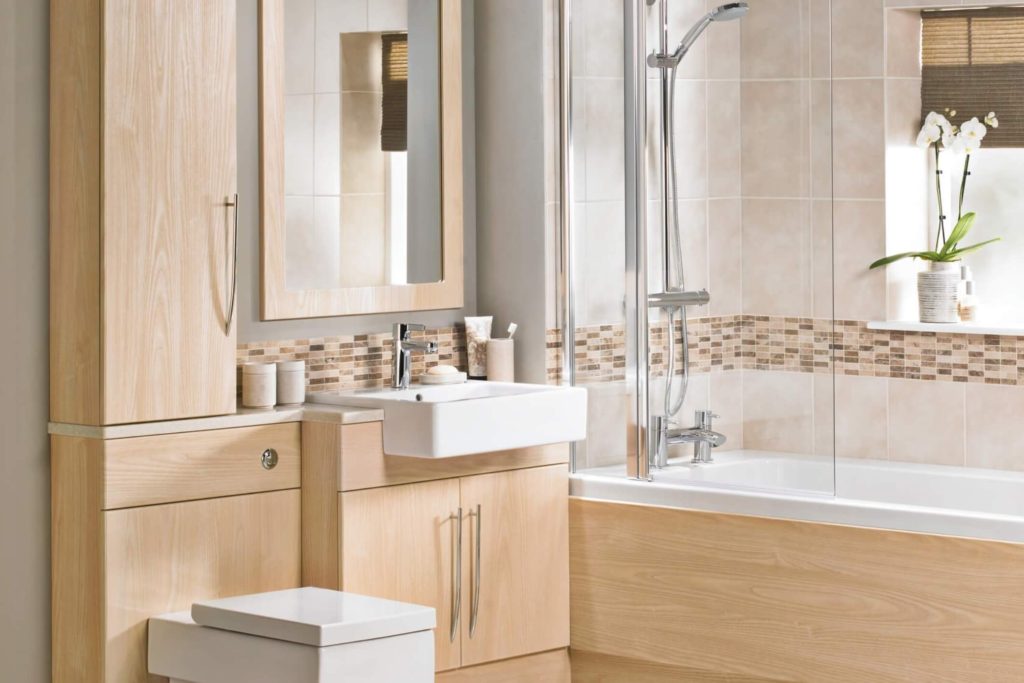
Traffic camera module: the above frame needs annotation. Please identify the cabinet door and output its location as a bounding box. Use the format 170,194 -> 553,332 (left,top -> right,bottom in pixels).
340,479 -> 463,672
102,0 -> 238,424
103,489 -> 300,683
459,465 -> 570,666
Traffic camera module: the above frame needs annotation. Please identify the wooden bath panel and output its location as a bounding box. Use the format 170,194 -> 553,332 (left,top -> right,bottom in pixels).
570,498 -> 1024,682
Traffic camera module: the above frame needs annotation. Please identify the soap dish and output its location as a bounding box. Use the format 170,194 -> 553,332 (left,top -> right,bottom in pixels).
419,371 -> 468,386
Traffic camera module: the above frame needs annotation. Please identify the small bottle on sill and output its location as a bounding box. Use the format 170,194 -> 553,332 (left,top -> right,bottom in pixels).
959,280 -> 979,322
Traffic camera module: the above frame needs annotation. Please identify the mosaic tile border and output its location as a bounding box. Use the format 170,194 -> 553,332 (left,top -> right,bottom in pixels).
237,325 -> 468,393
547,316 -> 1024,386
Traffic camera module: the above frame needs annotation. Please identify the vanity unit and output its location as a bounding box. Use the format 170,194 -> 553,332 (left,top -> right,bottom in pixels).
301,418 -> 573,679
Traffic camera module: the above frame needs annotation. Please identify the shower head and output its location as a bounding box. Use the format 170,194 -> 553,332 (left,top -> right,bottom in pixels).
648,2 -> 749,69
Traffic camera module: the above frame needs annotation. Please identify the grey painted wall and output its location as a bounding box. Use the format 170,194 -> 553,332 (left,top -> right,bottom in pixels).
237,0 -> 478,343
0,0 -> 50,679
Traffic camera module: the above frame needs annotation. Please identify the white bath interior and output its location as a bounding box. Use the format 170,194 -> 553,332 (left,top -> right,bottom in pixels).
572,450 -> 1024,544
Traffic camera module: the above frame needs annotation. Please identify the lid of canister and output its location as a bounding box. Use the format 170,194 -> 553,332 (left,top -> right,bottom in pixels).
191,588 -> 436,646
242,362 -> 275,375
276,360 -> 306,373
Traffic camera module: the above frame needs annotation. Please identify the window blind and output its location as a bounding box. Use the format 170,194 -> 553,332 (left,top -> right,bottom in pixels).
381,32 -> 409,152
921,7 -> 1024,147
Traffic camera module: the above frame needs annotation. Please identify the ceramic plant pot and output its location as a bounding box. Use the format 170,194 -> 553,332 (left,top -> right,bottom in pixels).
917,261 -> 961,323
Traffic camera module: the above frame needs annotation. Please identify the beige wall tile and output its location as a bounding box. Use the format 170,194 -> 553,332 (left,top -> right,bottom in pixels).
315,94 -> 341,196
669,79 -> 709,199
706,0 -> 741,79
577,382 -> 629,469
885,77 -> 923,148
741,0 -> 810,79
708,198 -> 743,316
711,370 -> 744,451
285,94 -> 315,196
339,194 -> 387,286
810,79 -> 833,199
284,0 -> 316,95
708,80 -> 741,198
677,198 -> 710,293
581,201 -> 626,326
572,78 -> 588,198
316,0 -> 368,93
833,200 -> 887,321
832,78 -> 886,199
884,0 -> 956,7
743,370 -> 815,454
340,92 -> 385,195
831,0 -> 884,78
835,374 -> 889,459
812,372 -> 834,456
966,384 -> 1024,471
810,0 -> 831,78
886,9 -> 922,78
741,80 -> 810,198
585,0 -> 625,78
341,32 -> 382,93
742,198 -> 812,317
888,378 -> 965,466
585,78 -> 626,202
811,199 -> 832,319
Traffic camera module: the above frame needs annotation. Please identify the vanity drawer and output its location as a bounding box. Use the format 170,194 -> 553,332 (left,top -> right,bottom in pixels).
102,423 -> 301,509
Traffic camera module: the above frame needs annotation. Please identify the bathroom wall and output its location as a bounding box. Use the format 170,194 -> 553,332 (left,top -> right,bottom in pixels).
0,0 -> 50,679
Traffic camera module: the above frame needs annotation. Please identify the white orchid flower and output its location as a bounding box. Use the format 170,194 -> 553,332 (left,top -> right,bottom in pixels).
985,111 -> 999,128
960,117 -> 987,144
945,134 -> 967,154
917,122 -> 943,148
924,111 -> 952,133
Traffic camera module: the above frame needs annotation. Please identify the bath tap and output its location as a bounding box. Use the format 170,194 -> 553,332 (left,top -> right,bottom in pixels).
392,322 -> 438,389
653,410 -> 727,467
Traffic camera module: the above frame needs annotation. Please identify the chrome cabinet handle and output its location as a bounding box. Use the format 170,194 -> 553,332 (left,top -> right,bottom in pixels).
224,193 -> 239,332
260,448 -> 278,470
450,507 -> 463,642
469,504 -> 482,637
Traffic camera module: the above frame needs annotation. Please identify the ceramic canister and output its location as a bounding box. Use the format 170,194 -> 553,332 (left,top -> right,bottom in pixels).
242,362 -> 277,409
276,360 -> 306,406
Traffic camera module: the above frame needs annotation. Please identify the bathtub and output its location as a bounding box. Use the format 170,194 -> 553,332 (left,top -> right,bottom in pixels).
569,450 -> 1024,680
570,450 -> 1024,543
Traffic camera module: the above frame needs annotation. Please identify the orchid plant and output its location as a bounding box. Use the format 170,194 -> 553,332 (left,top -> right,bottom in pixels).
870,110 -> 1001,269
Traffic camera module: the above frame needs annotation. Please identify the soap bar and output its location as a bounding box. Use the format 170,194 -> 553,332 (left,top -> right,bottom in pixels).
427,364 -> 458,376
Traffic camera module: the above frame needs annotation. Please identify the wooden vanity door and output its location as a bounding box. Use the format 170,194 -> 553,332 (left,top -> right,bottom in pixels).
340,479 -> 463,672
101,0 -> 238,424
458,465 -> 570,667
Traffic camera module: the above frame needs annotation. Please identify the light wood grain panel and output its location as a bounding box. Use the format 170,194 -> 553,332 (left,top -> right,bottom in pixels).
341,480 -> 462,672
301,421 -> 341,589
459,466 -> 569,666
571,498 -> 1024,682
569,651 -> 783,683
102,424 -> 300,509
102,0 -> 237,423
52,436 -> 105,683
436,649 -> 571,683
49,0 -> 102,425
339,421 -> 570,491
104,490 -> 301,683
258,0 -> 463,319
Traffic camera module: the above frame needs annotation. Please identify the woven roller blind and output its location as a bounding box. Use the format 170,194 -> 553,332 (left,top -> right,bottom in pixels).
921,7 -> 1024,147
381,32 -> 408,152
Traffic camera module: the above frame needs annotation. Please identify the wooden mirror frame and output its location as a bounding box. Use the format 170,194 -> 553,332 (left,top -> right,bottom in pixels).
258,0 -> 464,320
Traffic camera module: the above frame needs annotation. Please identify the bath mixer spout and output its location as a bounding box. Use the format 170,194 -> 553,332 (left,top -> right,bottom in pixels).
653,410 -> 727,467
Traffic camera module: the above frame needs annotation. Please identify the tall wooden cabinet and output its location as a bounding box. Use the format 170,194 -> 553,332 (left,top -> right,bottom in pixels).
302,421 -> 572,679
51,0 -> 238,426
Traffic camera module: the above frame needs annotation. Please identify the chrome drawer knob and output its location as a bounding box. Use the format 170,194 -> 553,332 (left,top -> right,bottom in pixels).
261,448 -> 279,470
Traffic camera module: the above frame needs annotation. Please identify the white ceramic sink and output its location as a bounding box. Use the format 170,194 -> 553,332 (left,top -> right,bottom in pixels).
309,381 -> 587,458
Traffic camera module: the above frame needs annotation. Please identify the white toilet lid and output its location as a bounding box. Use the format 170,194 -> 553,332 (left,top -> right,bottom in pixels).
191,587 -> 436,647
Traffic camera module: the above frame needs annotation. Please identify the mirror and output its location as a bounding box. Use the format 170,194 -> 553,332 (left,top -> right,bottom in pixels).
260,0 -> 464,319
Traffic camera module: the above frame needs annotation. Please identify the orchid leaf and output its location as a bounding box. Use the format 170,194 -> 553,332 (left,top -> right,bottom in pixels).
944,237 -> 1001,260
869,252 -> 934,269
939,212 -> 976,257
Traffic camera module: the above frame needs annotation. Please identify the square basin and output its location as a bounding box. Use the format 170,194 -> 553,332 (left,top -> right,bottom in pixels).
309,381 -> 587,458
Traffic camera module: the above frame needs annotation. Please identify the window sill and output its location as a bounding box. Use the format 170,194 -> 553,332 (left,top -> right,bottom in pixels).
866,320 -> 1024,336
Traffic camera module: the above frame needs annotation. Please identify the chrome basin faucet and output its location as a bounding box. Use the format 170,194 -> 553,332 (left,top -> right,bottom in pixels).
392,323 -> 438,389
652,409 -> 727,467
